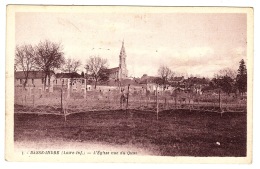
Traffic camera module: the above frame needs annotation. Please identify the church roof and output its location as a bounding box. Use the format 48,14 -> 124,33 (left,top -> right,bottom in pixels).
104,67 -> 119,74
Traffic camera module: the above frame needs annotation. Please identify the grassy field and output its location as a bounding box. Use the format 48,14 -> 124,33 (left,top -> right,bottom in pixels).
14,109 -> 247,157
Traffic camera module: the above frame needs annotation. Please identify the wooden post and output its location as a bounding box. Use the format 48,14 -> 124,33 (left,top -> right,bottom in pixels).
84,88 -> 86,99
126,84 -> 130,113
61,88 -> 63,113
33,86 -> 35,107
108,90 -> 110,107
175,90 -> 177,110
218,89 -> 221,109
189,93 -> 191,112
156,85 -> 158,120
139,93 -> 141,109
21,89 -> 23,105
146,95 -> 148,107
197,95 -> 199,109
25,94 -> 27,106
67,79 -> 70,99
29,84 -> 31,97
163,89 -> 166,110
218,89 -> 223,117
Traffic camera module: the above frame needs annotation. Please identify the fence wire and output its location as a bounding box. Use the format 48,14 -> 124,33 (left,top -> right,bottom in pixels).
15,85 -> 247,118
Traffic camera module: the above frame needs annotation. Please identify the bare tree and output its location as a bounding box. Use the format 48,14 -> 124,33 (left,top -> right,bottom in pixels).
34,40 -> 65,90
158,65 -> 173,90
15,44 -> 36,88
85,56 -> 108,89
62,58 -> 73,73
218,68 -> 237,79
71,59 -> 82,72
62,58 -> 82,73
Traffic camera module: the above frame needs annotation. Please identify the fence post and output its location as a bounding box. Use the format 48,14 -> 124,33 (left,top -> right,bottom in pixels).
197,95 -> 199,109
174,90 -> 177,110
25,91 -> 27,106
139,92 -> 142,109
108,90 -> 110,107
218,89 -> 221,109
189,93 -> 191,112
146,94 -> 148,108
84,79 -> 87,99
33,85 -> 35,107
84,88 -> 86,99
218,89 -> 224,117
126,84 -> 130,113
21,88 -> 24,106
163,89 -> 166,110
156,85 -> 158,120
29,84 -> 31,97
61,88 -> 63,113
67,79 -> 70,99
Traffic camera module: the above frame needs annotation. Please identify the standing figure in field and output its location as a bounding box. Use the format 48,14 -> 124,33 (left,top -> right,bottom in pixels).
120,90 -> 126,109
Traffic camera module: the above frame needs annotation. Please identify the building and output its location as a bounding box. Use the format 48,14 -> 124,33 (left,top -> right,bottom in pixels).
54,72 -> 85,92
105,41 -> 128,80
139,74 -> 177,95
14,71 -> 55,93
169,76 -> 185,87
105,67 -> 120,80
140,74 -> 161,94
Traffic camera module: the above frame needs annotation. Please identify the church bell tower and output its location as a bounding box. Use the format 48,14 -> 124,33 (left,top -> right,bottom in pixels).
119,41 -> 128,79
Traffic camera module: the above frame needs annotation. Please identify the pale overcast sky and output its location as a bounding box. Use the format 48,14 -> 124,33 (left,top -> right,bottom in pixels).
15,12 -> 247,78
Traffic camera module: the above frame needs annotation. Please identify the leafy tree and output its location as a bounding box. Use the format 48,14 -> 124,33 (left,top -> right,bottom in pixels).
236,59 -> 247,95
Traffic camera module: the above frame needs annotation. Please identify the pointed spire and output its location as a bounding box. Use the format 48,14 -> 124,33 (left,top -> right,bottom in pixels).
118,39 -> 127,79
120,40 -> 125,55
122,39 -> 124,49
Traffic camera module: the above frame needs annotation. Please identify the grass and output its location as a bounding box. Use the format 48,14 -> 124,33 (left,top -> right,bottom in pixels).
14,109 -> 247,157
14,87 -> 247,116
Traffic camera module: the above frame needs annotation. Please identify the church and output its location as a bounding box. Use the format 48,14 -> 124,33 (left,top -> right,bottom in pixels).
105,41 -> 128,80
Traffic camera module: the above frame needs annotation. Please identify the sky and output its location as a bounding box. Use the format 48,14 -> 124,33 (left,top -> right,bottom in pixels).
15,12 -> 247,78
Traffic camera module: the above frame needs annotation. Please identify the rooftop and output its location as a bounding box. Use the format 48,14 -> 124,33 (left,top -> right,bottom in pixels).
56,72 -> 83,79
15,71 -> 54,79
104,67 -> 119,74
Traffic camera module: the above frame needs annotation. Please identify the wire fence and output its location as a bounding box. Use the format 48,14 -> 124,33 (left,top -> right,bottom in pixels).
15,84 -> 247,119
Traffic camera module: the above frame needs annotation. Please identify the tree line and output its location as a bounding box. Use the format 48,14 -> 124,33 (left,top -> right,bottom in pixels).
15,40 -> 247,95
156,59 -> 247,96
15,40 -> 65,89
15,40 -> 109,89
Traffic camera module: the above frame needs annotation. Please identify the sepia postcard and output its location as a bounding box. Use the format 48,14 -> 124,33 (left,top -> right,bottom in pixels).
5,5 -> 253,163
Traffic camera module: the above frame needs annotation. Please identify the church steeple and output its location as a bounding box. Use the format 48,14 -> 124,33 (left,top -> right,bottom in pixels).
120,40 -> 126,56
119,40 -> 127,79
